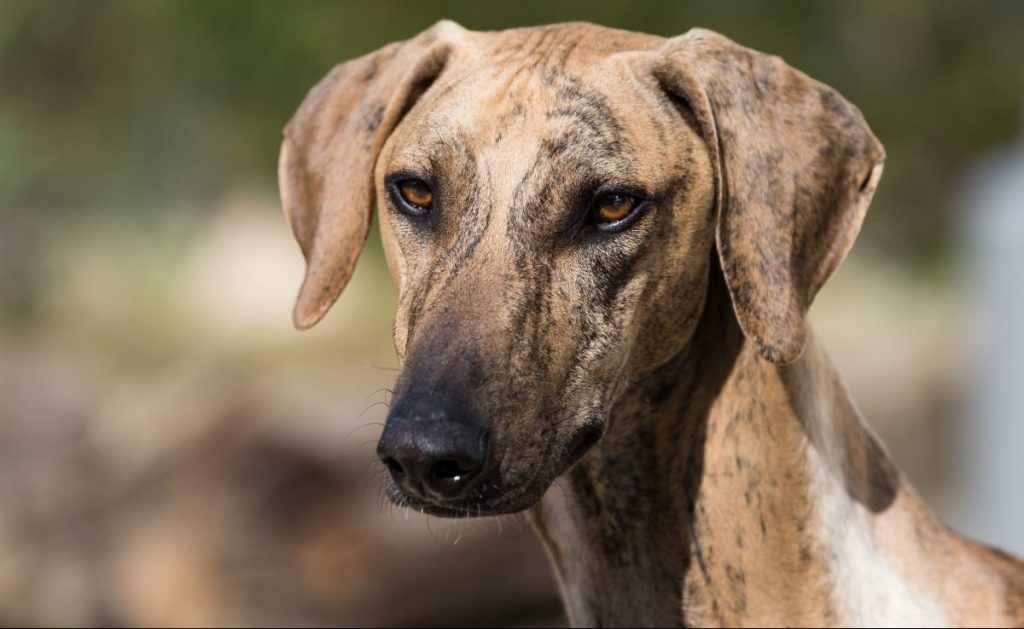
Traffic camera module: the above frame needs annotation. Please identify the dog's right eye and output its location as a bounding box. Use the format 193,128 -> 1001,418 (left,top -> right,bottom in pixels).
390,178 -> 434,216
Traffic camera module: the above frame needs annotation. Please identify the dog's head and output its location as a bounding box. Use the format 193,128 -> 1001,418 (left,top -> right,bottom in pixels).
279,22 -> 883,516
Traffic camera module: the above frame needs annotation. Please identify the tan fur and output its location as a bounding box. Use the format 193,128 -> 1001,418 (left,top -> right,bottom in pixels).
280,20 -> 1024,627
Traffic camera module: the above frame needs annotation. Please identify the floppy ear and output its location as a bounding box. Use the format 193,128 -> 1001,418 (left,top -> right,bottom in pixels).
652,29 -> 885,363
279,21 -> 463,329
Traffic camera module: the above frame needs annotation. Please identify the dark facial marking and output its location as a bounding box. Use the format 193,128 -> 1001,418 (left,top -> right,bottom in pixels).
399,133 -> 492,342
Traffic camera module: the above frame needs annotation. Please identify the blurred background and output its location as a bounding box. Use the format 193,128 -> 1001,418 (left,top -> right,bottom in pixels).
1,1 -> 1022,626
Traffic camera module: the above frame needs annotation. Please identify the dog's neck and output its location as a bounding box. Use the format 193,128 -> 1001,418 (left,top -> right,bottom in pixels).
529,271 -> 964,627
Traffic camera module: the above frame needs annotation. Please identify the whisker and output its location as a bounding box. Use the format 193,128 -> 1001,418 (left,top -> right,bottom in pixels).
363,387 -> 393,403
355,438 -> 382,452
343,421 -> 385,440
356,401 -> 391,421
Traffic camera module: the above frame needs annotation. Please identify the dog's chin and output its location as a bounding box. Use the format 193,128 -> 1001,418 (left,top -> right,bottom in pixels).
383,478 -> 549,519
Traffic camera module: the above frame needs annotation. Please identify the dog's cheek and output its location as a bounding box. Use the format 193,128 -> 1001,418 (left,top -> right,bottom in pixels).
547,274 -> 643,453
625,198 -> 716,374
629,259 -> 711,375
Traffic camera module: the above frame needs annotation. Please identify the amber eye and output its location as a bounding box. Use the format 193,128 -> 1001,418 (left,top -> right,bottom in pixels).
394,179 -> 434,213
592,193 -> 638,225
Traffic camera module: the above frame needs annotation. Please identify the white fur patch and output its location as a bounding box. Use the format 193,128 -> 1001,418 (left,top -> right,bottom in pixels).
807,446 -> 950,627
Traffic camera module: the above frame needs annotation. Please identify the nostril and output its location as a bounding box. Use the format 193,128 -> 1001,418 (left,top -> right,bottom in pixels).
382,457 -> 405,478
429,459 -> 477,484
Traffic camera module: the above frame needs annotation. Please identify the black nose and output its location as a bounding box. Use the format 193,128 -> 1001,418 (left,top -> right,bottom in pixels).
377,405 -> 488,501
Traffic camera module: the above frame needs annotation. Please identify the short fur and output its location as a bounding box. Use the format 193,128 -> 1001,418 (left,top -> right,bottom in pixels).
279,21 -> 1024,627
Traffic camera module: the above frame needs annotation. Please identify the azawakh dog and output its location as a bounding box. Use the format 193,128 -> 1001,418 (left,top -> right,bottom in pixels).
279,21 -> 1024,627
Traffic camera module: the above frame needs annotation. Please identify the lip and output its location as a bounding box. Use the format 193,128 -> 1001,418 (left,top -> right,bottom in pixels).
383,478 -> 545,518
564,423 -> 603,467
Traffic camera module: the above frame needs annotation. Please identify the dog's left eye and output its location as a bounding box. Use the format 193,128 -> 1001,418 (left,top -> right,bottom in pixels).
591,193 -> 640,230
391,178 -> 434,215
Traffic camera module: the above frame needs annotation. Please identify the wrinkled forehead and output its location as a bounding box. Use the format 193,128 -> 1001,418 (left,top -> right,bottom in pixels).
383,32 -> 678,197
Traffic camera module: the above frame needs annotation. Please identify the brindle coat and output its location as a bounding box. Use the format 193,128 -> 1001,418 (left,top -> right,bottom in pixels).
279,21 -> 1024,627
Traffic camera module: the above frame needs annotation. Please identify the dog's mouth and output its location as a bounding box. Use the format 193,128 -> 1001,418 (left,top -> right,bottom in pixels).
382,476 -> 546,518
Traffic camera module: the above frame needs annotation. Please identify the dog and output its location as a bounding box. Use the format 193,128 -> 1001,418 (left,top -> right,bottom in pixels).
279,21 -> 1024,627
